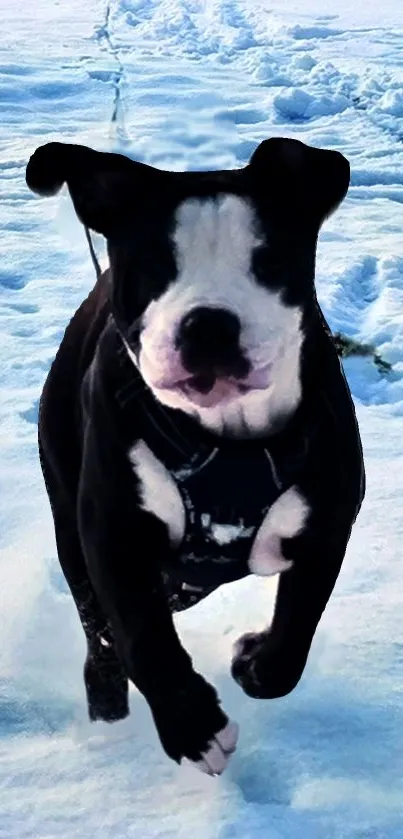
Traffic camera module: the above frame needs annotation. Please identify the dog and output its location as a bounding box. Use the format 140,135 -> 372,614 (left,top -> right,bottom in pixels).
25,137 -> 365,776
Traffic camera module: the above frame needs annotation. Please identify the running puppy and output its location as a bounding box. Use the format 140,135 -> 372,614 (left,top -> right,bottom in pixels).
26,138 -> 365,776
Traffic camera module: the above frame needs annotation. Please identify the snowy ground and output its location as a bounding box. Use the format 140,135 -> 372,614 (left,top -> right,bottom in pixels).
1,0 -> 403,836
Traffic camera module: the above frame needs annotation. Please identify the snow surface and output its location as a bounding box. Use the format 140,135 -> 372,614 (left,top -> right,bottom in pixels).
1,0 -> 403,836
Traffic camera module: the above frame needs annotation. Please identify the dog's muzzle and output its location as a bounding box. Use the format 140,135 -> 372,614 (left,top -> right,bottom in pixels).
175,306 -> 250,390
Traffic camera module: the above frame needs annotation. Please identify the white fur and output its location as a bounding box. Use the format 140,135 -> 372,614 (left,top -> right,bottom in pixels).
248,486 -> 310,576
136,195 -> 303,437
189,719 -> 239,776
128,440 -> 185,546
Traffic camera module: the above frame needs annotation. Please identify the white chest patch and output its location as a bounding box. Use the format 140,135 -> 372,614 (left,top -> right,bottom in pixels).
128,440 -> 185,547
248,486 -> 310,576
128,443 -> 309,581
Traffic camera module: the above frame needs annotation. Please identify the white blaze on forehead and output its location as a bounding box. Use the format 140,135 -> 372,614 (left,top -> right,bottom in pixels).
141,194 -> 263,338
173,194 -> 259,279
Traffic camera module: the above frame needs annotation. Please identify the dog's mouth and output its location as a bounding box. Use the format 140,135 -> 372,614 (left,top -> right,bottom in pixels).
155,365 -> 271,409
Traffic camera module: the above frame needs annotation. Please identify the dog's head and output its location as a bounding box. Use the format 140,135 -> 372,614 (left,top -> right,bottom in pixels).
26,139 -> 349,434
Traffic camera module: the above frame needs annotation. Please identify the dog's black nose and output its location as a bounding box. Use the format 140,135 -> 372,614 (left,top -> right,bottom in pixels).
176,306 -> 248,376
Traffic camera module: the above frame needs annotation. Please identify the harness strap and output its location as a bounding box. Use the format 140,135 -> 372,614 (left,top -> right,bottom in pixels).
84,226 -> 102,281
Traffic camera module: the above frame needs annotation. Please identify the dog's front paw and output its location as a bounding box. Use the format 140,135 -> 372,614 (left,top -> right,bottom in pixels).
188,718 -> 239,776
148,672 -> 239,775
231,630 -> 305,699
231,630 -> 270,698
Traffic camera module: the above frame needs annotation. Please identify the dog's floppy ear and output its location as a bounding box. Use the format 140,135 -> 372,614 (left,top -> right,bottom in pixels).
249,137 -> 350,226
25,142 -> 165,236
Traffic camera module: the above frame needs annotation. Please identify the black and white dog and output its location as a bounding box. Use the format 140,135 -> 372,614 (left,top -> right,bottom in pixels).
26,138 -> 365,776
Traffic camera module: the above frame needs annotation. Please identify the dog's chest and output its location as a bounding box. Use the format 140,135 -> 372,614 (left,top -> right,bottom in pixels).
129,437 -> 291,606
170,445 -> 282,579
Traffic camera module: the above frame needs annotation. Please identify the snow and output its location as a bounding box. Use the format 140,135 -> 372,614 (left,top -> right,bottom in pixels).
1,0 -> 403,836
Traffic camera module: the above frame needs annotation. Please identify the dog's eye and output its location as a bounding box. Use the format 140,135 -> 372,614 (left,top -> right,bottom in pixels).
127,318 -> 142,345
251,245 -> 272,282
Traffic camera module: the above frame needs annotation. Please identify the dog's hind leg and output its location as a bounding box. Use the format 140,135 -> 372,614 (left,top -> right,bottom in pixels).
38,429 -> 129,723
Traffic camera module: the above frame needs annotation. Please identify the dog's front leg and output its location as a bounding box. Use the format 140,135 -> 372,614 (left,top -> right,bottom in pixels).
232,475 -> 362,699
78,423 -> 238,772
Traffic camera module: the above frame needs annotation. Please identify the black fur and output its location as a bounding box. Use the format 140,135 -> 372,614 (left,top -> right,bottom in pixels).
28,138 -> 365,766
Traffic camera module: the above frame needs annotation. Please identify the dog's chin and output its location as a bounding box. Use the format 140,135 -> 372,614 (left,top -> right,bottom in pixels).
149,384 -> 261,414
135,349 -> 272,414
145,375 -> 272,413
175,380 -> 265,409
